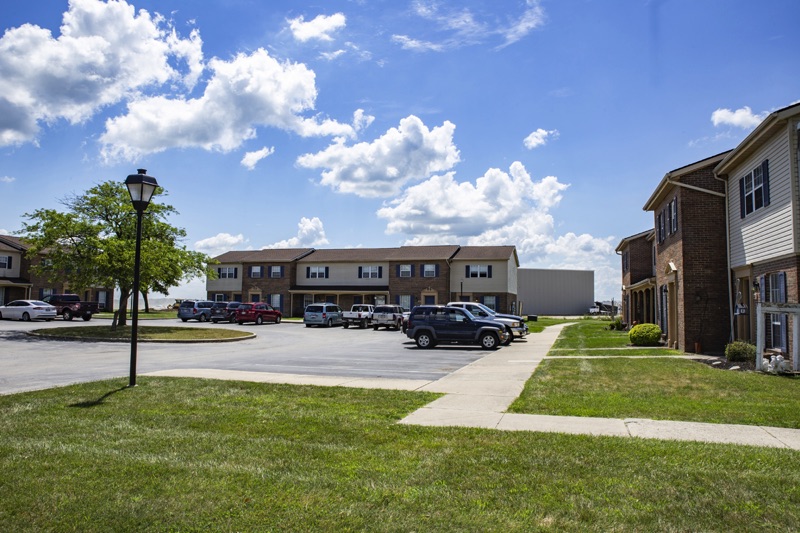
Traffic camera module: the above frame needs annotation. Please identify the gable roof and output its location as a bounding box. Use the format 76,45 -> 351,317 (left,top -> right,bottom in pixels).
642,151 -> 731,211
615,229 -> 655,253
451,246 -> 518,265
715,101 -> 800,177
0,235 -> 29,252
213,248 -> 314,264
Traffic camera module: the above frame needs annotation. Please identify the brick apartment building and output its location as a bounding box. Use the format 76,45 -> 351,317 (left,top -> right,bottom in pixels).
616,229 -> 655,326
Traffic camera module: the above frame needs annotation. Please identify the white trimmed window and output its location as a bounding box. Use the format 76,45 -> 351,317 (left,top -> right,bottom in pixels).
219,267 -> 237,279
361,266 -> 380,278
215,294 -> 225,302
0,256 -> 10,269
398,295 -> 411,311
309,266 -> 327,278
483,296 -> 497,311
250,266 -> 262,278
399,264 -> 412,278
270,266 -> 282,278
423,264 -> 437,277
468,265 -> 489,278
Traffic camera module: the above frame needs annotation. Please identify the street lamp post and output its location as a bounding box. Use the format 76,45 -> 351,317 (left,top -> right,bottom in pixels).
125,169 -> 159,388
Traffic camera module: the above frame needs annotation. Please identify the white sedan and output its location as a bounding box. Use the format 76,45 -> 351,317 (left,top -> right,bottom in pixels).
0,300 -> 57,321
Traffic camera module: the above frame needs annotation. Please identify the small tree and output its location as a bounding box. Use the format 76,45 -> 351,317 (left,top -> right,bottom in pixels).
20,181 -> 214,326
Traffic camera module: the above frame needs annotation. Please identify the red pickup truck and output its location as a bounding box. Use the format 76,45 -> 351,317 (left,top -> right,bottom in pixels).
42,294 -> 99,321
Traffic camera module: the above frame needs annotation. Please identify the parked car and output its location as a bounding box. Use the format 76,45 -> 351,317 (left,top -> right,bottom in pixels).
177,300 -> 214,322
372,304 -> 406,330
42,294 -> 98,321
0,300 -> 57,321
342,304 -> 374,328
445,301 -> 528,343
236,303 -> 282,325
210,301 -> 241,323
303,303 -> 344,327
405,305 -> 509,349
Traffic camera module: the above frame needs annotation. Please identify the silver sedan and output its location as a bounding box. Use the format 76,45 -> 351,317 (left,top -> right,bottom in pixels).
0,300 -> 57,321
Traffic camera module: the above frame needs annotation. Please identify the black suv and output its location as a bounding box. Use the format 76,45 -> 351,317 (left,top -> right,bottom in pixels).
210,301 -> 241,323
405,305 -> 509,349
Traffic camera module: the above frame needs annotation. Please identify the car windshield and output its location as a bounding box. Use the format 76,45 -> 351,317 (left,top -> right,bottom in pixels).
31,301 -> 50,306
227,303 -> 240,309
238,304 -> 253,310
306,305 -> 323,312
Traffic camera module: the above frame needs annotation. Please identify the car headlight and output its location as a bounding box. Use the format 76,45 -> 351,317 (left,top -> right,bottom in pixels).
510,321 -> 520,328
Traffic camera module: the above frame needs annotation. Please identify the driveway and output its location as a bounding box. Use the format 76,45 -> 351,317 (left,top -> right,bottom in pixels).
0,318 -> 526,395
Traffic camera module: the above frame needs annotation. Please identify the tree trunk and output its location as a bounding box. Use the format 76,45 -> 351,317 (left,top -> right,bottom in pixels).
143,291 -> 150,313
117,290 -> 130,327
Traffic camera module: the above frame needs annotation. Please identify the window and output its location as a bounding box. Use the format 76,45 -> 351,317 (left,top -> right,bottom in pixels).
467,265 -> 490,278
250,266 -> 262,278
269,294 -> 281,310
657,212 -> 665,243
423,264 -> 437,277
670,197 -> 678,234
215,294 -> 225,302
308,266 -> 327,278
399,264 -> 412,278
762,272 -> 787,351
398,294 -> 411,311
739,160 -> 770,217
270,266 -> 283,278
218,267 -> 237,279
622,251 -> 629,273
359,266 -> 380,278
0,256 -> 11,269
483,295 -> 497,311
41,288 -> 54,298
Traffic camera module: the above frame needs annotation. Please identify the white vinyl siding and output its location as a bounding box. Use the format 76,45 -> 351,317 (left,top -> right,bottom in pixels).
728,127 -> 794,268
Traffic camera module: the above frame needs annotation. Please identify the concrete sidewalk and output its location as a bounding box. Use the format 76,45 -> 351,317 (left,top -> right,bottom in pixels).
145,323 -> 800,449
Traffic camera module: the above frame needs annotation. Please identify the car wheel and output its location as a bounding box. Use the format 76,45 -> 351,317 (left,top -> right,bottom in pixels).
255,315 -> 263,325
181,318 -> 188,322
275,316 -> 281,324
237,321 -> 244,325
480,332 -> 499,350
502,328 -> 513,346
305,323 -> 311,327
63,310 -> 73,321
0,312 -> 3,320
82,315 -> 92,322
198,314 -> 207,322
22,312 -> 31,322
327,319 -> 332,328
415,332 -> 434,349
373,325 -> 379,331
343,322 -> 350,329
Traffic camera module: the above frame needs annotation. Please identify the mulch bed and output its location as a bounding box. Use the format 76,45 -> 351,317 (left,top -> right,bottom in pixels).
692,357 -> 756,372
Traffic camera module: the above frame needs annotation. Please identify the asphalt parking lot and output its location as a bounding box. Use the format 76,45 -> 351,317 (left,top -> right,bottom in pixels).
0,318 -> 527,395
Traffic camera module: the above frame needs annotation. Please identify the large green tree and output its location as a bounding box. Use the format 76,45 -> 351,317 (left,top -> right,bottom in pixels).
20,181 -> 214,326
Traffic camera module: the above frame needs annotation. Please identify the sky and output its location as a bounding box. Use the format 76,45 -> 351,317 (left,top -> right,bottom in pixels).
1,0 -> 799,303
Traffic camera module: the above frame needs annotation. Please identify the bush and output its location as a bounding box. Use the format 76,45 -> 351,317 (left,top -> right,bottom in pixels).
725,341 -> 756,363
628,323 -> 662,346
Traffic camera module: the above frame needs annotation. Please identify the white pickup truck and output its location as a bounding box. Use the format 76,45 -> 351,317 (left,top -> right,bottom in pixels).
342,304 -> 374,328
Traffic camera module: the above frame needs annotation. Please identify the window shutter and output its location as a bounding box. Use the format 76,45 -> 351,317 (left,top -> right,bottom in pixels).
739,178 -> 746,218
759,275 -> 766,303
488,265 -> 493,278
781,314 -> 788,349
217,267 -> 221,276
325,267 -> 329,279
779,271 -> 787,303
233,268 -> 238,279
248,266 -> 253,277
762,159 -> 770,207
7,256 -> 11,268
306,266 -> 310,278
378,266 -> 383,278
358,267 -> 363,279
466,265 -> 470,277
280,266 -> 284,278
395,295 -> 399,304
396,265 -> 400,277
411,264 -> 415,277
435,264 -> 440,277
673,198 -> 678,233
39,288 -> 44,299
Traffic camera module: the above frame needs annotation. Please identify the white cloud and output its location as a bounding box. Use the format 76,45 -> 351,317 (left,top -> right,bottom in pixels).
0,176 -> 15,183
288,13 -> 346,43
711,106 -> 767,129
296,115 -> 460,198
263,217 -> 329,248
320,49 -> 346,61
0,0 -> 202,147
194,232 -> 247,257
395,0 -> 545,52
100,48 -> 355,161
352,108 -> 374,133
523,128 -> 559,149
241,146 -> 275,170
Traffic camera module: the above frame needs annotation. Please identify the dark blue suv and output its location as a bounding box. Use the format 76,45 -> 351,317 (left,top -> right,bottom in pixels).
404,305 -> 509,349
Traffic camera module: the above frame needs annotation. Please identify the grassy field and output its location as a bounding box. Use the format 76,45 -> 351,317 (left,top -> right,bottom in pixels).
1,377 -> 799,531
31,325 -> 251,341
94,310 -> 178,320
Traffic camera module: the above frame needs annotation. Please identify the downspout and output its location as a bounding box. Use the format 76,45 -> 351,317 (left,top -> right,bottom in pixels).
713,173 -> 735,343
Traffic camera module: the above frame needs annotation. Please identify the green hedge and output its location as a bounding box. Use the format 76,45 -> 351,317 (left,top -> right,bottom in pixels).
628,323 -> 662,346
725,341 -> 756,363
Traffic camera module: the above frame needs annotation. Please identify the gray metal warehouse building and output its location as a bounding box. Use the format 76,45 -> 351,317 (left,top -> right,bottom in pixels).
517,268 -> 594,316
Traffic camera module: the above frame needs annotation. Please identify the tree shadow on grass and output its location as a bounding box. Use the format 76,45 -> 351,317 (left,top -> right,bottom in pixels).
69,386 -> 129,408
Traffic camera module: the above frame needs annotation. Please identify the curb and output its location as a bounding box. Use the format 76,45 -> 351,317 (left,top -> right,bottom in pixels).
26,330 -> 256,344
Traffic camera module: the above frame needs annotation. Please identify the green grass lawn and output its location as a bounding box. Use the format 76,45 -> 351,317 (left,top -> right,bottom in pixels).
1,377 -> 799,531
94,310 -> 178,320
549,319 -> 633,349
510,355 -> 800,427
525,316 -> 575,333
31,325 -> 251,341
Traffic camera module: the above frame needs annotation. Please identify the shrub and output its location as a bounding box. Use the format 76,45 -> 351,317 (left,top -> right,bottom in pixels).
725,341 -> 756,363
628,323 -> 662,346
607,318 -> 624,331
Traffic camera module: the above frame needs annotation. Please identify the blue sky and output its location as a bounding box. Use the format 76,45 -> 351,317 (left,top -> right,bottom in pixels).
1,0 -> 798,302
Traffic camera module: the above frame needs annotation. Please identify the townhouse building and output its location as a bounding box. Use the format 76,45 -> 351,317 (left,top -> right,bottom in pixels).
206,245 -> 521,318
616,229 -> 656,327
0,234 -> 113,310
714,101 -> 800,365
642,152 -> 731,353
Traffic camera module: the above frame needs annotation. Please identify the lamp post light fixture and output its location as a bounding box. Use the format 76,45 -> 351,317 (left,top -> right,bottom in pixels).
125,169 -> 158,387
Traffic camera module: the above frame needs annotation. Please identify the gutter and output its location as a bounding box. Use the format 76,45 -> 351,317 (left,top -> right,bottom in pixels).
713,173 -> 734,344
